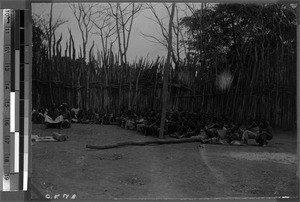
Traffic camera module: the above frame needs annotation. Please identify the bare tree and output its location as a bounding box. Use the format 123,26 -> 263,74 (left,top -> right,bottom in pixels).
32,3 -> 67,103
142,3 -> 188,68
92,4 -> 117,55
69,3 -> 95,110
91,4 -> 117,112
33,3 -> 68,59
109,2 -> 143,110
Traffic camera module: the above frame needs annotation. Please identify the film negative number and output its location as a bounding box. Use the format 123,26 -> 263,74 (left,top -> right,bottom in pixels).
4,10 -> 11,24
4,26 -> 10,34
4,101 -> 10,109
4,64 -> 10,71
4,45 -> 10,53
4,155 -> 10,164
4,101 -> 10,118
4,173 -> 10,181
5,82 -> 10,90
4,136 -> 10,145
4,119 -> 10,126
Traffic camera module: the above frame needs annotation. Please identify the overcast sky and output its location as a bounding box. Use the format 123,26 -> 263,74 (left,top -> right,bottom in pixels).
32,3 -> 200,63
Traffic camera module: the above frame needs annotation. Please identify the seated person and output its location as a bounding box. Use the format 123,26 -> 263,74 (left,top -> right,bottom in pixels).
71,104 -> 80,116
32,108 -> 45,124
242,117 -> 259,144
86,109 -> 97,124
71,104 -> 80,123
44,103 -> 64,128
109,113 -> 116,123
167,114 -> 180,136
136,116 -> 146,133
256,119 -> 272,146
59,103 -> 72,129
76,109 -> 86,123
102,113 -> 111,125
181,119 -> 200,138
203,119 -> 222,139
225,123 -> 243,144
125,116 -> 136,130
143,116 -> 157,136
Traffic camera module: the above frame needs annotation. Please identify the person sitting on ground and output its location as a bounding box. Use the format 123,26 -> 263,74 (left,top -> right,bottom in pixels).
120,114 -> 126,127
203,118 -> 221,138
241,117 -> 260,145
102,113 -> 111,125
109,113 -> 116,124
135,115 -> 145,132
146,113 -> 161,137
44,103 -> 64,129
256,118 -> 272,146
139,115 -> 149,134
184,117 -> 198,138
125,115 -> 136,130
32,107 -> 45,124
225,122 -> 244,144
59,103 -> 72,129
76,108 -> 86,123
167,112 -> 180,136
200,118 -> 225,143
94,110 -> 101,124
86,109 -> 97,124
71,104 -> 80,123
143,115 -> 158,136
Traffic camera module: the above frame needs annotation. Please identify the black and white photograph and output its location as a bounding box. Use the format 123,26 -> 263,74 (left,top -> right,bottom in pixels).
26,1 -> 298,200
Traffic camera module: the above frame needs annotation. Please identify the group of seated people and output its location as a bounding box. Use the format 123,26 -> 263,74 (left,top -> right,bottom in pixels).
32,105 -> 272,146
70,107 -> 117,125
44,103 -> 72,129
32,103 -> 72,129
116,110 -> 272,147
32,104 -> 117,126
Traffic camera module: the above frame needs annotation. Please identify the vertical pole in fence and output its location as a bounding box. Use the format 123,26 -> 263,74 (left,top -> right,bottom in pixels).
296,1 -> 300,197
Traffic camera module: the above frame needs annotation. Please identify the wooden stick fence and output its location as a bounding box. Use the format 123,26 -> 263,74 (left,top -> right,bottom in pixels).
32,24 -> 296,128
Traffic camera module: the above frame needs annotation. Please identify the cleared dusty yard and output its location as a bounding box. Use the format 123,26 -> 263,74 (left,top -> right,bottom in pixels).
30,123 -> 298,200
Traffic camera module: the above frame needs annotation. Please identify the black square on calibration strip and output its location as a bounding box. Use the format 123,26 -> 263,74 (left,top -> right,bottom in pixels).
20,45 -> 24,63
19,153 -> 24,190
20,10 -> 24,28
20,100 -> 24,118
20,82 -> 24,99
20,117 -> 24,132
20,64 -> 24,82
20,29 -> 24,45
19,136 -> 24,154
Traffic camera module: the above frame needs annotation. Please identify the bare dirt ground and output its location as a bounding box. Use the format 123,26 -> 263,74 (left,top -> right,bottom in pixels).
30,123 -> 298,200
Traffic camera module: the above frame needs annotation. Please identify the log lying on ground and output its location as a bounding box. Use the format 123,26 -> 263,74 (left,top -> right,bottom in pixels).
86,136 -> 205,150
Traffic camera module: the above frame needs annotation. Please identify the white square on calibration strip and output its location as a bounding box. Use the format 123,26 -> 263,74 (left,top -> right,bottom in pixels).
10,92 -> 15,133
23,152 -> 28,190
14,132 -> 19,173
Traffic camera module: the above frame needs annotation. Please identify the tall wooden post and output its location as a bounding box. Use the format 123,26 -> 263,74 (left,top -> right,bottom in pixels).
159,3 -> 175,139
296,1 -> 300,196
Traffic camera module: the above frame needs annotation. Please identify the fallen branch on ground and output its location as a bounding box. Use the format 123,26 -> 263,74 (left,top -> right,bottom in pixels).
86,136 -> 205,150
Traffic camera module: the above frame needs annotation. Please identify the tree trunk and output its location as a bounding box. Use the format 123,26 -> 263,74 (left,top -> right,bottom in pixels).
159,3 -> 176,138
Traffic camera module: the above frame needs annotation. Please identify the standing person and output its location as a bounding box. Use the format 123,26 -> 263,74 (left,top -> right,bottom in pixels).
241,117 -> 260,145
